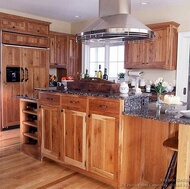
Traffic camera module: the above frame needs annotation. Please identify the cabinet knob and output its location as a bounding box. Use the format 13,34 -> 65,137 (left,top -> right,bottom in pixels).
70,101 -> 78,104
99,105 -> 107,109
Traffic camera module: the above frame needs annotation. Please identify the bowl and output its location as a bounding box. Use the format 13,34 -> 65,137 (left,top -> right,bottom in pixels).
180,110 -> 190,118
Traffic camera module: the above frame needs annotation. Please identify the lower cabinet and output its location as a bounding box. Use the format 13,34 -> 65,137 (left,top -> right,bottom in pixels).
40,105 -> 62,160
88,113 -> 119,181
38,92 -> 122,188
64,110 -> 86,169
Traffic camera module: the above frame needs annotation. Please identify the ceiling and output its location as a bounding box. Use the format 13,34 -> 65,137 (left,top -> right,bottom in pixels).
0,0 -> 189,23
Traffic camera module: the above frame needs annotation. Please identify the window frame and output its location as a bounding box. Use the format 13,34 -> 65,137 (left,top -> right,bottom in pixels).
82,41 -> 126,81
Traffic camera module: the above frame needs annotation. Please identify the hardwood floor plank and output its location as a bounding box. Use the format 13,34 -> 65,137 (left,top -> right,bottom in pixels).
0,129 -> 114,189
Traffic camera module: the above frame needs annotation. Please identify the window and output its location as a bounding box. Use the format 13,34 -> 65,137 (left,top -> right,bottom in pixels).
83,42 -> 125,80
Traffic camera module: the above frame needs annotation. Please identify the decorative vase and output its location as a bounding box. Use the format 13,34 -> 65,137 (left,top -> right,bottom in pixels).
156,93 -> 162,107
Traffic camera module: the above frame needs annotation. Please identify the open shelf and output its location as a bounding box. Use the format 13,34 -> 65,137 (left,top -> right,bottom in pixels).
23,132 -> 38,140
20,98 -> 40,159
22,121 -> 37,128
22,109 -> 37,115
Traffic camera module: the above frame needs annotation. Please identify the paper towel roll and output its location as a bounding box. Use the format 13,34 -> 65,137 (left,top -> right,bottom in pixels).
128,71 -> 143,76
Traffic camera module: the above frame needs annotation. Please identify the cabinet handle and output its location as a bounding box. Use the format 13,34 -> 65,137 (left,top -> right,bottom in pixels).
47,97 -> 53,100
25,68 -> 29,82
99,105 -> 107,109
12,26 -> 15,28
21,67 -> 24,82
70,101 -> 78,104
183,88 -> 187,95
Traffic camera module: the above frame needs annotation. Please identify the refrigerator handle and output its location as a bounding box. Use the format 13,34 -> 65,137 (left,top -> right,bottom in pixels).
183,87 -> 187,95
21,67 -> 24,82
25,68 -> 29,82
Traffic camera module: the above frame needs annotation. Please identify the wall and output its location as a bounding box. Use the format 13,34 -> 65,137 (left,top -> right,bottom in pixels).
71,2 -> 190,85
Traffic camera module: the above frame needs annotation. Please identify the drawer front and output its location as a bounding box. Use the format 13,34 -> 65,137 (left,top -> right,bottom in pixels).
27,22 -> 49,36
61,96 -> 87,112
39,93 -> 60,106
89,99 -> 120,117
1,18 -> 26,32
2,31 -> 49,48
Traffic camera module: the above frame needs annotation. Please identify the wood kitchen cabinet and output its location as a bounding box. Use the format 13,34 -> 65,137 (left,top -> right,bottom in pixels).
67,34 -> 82,79
38,92 -> 123,187
61,95 -> 87,169
20,99 -> 40,159
2,31 -> 49,48
1,45 -> 49,129
125,22 -> 179,70
0,12 -> 50,130
50,32 -> 82,79
0,12 -> 50,36
49,31 -> 68,68
39,92 -> 62,160
88,98 -> 120,182
2,46 -> 22,127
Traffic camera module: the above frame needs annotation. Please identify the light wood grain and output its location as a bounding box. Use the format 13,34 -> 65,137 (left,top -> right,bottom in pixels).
176,124 -> 190,189
0,129 -> 114,189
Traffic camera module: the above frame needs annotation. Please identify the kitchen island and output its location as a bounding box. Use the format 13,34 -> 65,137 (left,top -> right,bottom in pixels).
19,88 -> 190,189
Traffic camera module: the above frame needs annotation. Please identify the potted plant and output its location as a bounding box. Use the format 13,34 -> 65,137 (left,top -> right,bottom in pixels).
118,73 -> 125,83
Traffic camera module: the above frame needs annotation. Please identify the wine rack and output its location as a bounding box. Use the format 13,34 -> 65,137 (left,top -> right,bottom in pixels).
20,99 -> 40,159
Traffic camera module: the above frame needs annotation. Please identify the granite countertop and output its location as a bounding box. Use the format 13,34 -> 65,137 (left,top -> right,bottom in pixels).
35,87 -> 151,100
24,87 -> 190,125
123,102 -> 190,125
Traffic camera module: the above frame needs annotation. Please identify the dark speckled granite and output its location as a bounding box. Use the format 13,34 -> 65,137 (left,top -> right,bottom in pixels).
123,102 -> 190,125
34,87 -> 190,125
35,87 -> 151,100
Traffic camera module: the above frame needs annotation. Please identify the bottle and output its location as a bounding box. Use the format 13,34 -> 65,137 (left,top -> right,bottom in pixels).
94,70 -> 98,78
97,65 -> 102,78
84,69 -> 89,78
103,68 -> 108,80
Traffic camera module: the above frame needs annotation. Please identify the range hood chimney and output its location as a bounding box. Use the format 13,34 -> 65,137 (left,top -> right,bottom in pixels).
77,0 -> 154,42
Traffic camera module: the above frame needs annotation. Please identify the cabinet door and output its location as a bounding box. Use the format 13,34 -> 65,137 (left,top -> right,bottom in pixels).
88,114 -> 119,181
2,46 -> 22,127
124,41 -> 153,69
151,28 -> 167,68
56,35 -> 67,67
41,105 -> 61,159
23,48 -> 49,98
27,22 -> 49,36
1,18 -> 26,32
49,34 -> 56,66
49,33 -> 67,67
124,41 -> 144,68
67,35 -> 81,78
63,110 -> 86,169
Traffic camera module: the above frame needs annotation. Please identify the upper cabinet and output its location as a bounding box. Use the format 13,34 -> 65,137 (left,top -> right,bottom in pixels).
49,32 -> 82,79
0,12 -> 50,49
0,12 -> 50,37
67,34 -> 82,78
49,31 -> 68,68
124,22 -> 179,70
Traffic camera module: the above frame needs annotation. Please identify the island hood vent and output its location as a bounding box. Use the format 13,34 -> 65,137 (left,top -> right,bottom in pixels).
77,0 -> 154,42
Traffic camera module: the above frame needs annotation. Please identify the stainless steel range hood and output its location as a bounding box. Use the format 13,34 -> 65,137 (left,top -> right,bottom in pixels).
77,0 -> 154,42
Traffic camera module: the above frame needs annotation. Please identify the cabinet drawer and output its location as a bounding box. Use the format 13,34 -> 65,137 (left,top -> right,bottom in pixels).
61,96 -> 87,112
27,22 -> 49,36
1,18 -> 26,32
89,99 -> 120,117
2,31 -> 49,48
39,93 -> 60,106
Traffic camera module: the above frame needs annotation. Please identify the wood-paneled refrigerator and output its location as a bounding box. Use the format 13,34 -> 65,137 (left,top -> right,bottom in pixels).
1,45 -> 49,129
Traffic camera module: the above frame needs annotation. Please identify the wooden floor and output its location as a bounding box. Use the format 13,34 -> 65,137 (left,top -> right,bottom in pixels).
0,128 -> 113,189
